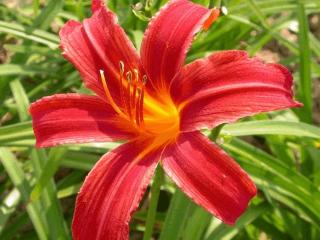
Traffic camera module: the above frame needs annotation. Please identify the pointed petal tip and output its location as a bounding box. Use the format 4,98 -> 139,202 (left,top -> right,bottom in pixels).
162,132 -> 258,226
202,7 -> 220,31
72,140 -> 160,240
91,0 -> 105,13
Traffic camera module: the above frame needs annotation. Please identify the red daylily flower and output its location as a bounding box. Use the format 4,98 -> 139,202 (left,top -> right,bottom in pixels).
29,0 -> 302,239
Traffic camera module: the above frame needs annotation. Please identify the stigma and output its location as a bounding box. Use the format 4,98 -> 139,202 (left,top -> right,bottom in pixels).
99,62 -> 147,128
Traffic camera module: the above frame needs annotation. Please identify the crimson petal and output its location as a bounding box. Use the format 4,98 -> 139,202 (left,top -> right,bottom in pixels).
72,139 -> 161,240
92,0 -> 105,13
162,131 -> 257,224
60,7 -> 141,103
170,50 -> 302,131
141,0 -> 216,92
29,94 -> 136,147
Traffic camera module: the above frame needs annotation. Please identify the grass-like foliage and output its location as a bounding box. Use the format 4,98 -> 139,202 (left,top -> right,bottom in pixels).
0,0 -> 320,239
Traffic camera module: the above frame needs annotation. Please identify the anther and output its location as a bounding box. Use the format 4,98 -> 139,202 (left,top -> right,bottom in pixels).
133,69 -> 139,83
142,75 -> 147,85
119,61 -> 127,115
126,71 -> 133,119
119,61 -> 124,74
126,71 -> 132,83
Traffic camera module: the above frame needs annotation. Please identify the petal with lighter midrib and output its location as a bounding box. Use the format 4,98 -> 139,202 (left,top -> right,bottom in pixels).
170,50 -> 302,131
60,7 -> 141,104
29,94 -> 136,147
72,139 -> 161,240
162,131 -> 257,224
141,0 -> 217,93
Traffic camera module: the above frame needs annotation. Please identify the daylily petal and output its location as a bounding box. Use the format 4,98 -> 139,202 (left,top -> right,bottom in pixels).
29,94 -> 136,148
162,131 -> 257,224
92,0 -> 105,13
72,139 -> 161,240
141,0 -> 218,92
170,50 -> 302,131
60,7 -> 141,103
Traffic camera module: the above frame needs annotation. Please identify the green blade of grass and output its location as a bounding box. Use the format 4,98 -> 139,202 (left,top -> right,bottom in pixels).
205,202 -> 271,240
143,166 -> 164,240
0,148 -> 48,239
0,188 -> 21,234
0,122 -> 34,145
0,64 -> 53,76
0,21 -> 59,49
10,79 -> 30,122
33,0 -> 64,30
296,0 -> 313,123
159,189 -> 194,240
30,149 -> 70,239
220,120 -> 320,139
30,147 -> 67,202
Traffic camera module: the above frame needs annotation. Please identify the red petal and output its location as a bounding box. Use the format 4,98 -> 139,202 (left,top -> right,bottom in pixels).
29,94 -> 136,147
162,132 -> 256,224
72,139 -> 161,240
60,7 -> 141,103
141,0 -> 217,92
92,0 -> 105,13
170,50 -> 302,131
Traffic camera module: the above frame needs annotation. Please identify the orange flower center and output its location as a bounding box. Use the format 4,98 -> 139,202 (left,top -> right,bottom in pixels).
100,62 -> 180,144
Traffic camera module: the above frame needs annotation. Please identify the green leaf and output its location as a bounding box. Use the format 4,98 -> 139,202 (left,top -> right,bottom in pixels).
30,149 -> 70,239
10,79 -> 30,121
143,166 -> 164,240
183,208 -> 211,240
220,120 -> 320,139
224,139 -> 320,228
296,0 -> 313,123
0,122 -> 34,145
159,189 -> 194,240
30,147 -> 67,202
0,64 -> 52,76
0,148 -> 48,239
0,21 -> 59,49
33,0 -> 64,30
205,202 -> 271,240
0,189 -> 21,234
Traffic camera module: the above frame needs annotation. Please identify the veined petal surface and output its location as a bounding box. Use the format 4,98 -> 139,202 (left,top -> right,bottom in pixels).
162,131 -> 257,224
29,94 -> 136,147
72,139 -> 161,240
170,50 -> 302,131
60,7 -> 141,103
141,0 -> 216,92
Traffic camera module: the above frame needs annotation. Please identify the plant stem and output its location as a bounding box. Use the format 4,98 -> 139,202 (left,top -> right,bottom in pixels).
143,165 -> 164,240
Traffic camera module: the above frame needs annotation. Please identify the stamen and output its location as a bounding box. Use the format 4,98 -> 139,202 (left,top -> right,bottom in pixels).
135,88 -> 141,126
139,87 -> 145,127
119,61 -> 127,114
99,70 -> 126,118
119,61 -> 124,73
126,71 -> 133,119
142,75 -> 148,85
138,75 -> 147,126
132,69 -> 139,122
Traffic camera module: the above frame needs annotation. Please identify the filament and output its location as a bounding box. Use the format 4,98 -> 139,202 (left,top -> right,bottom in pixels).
99,70 -> 126,119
